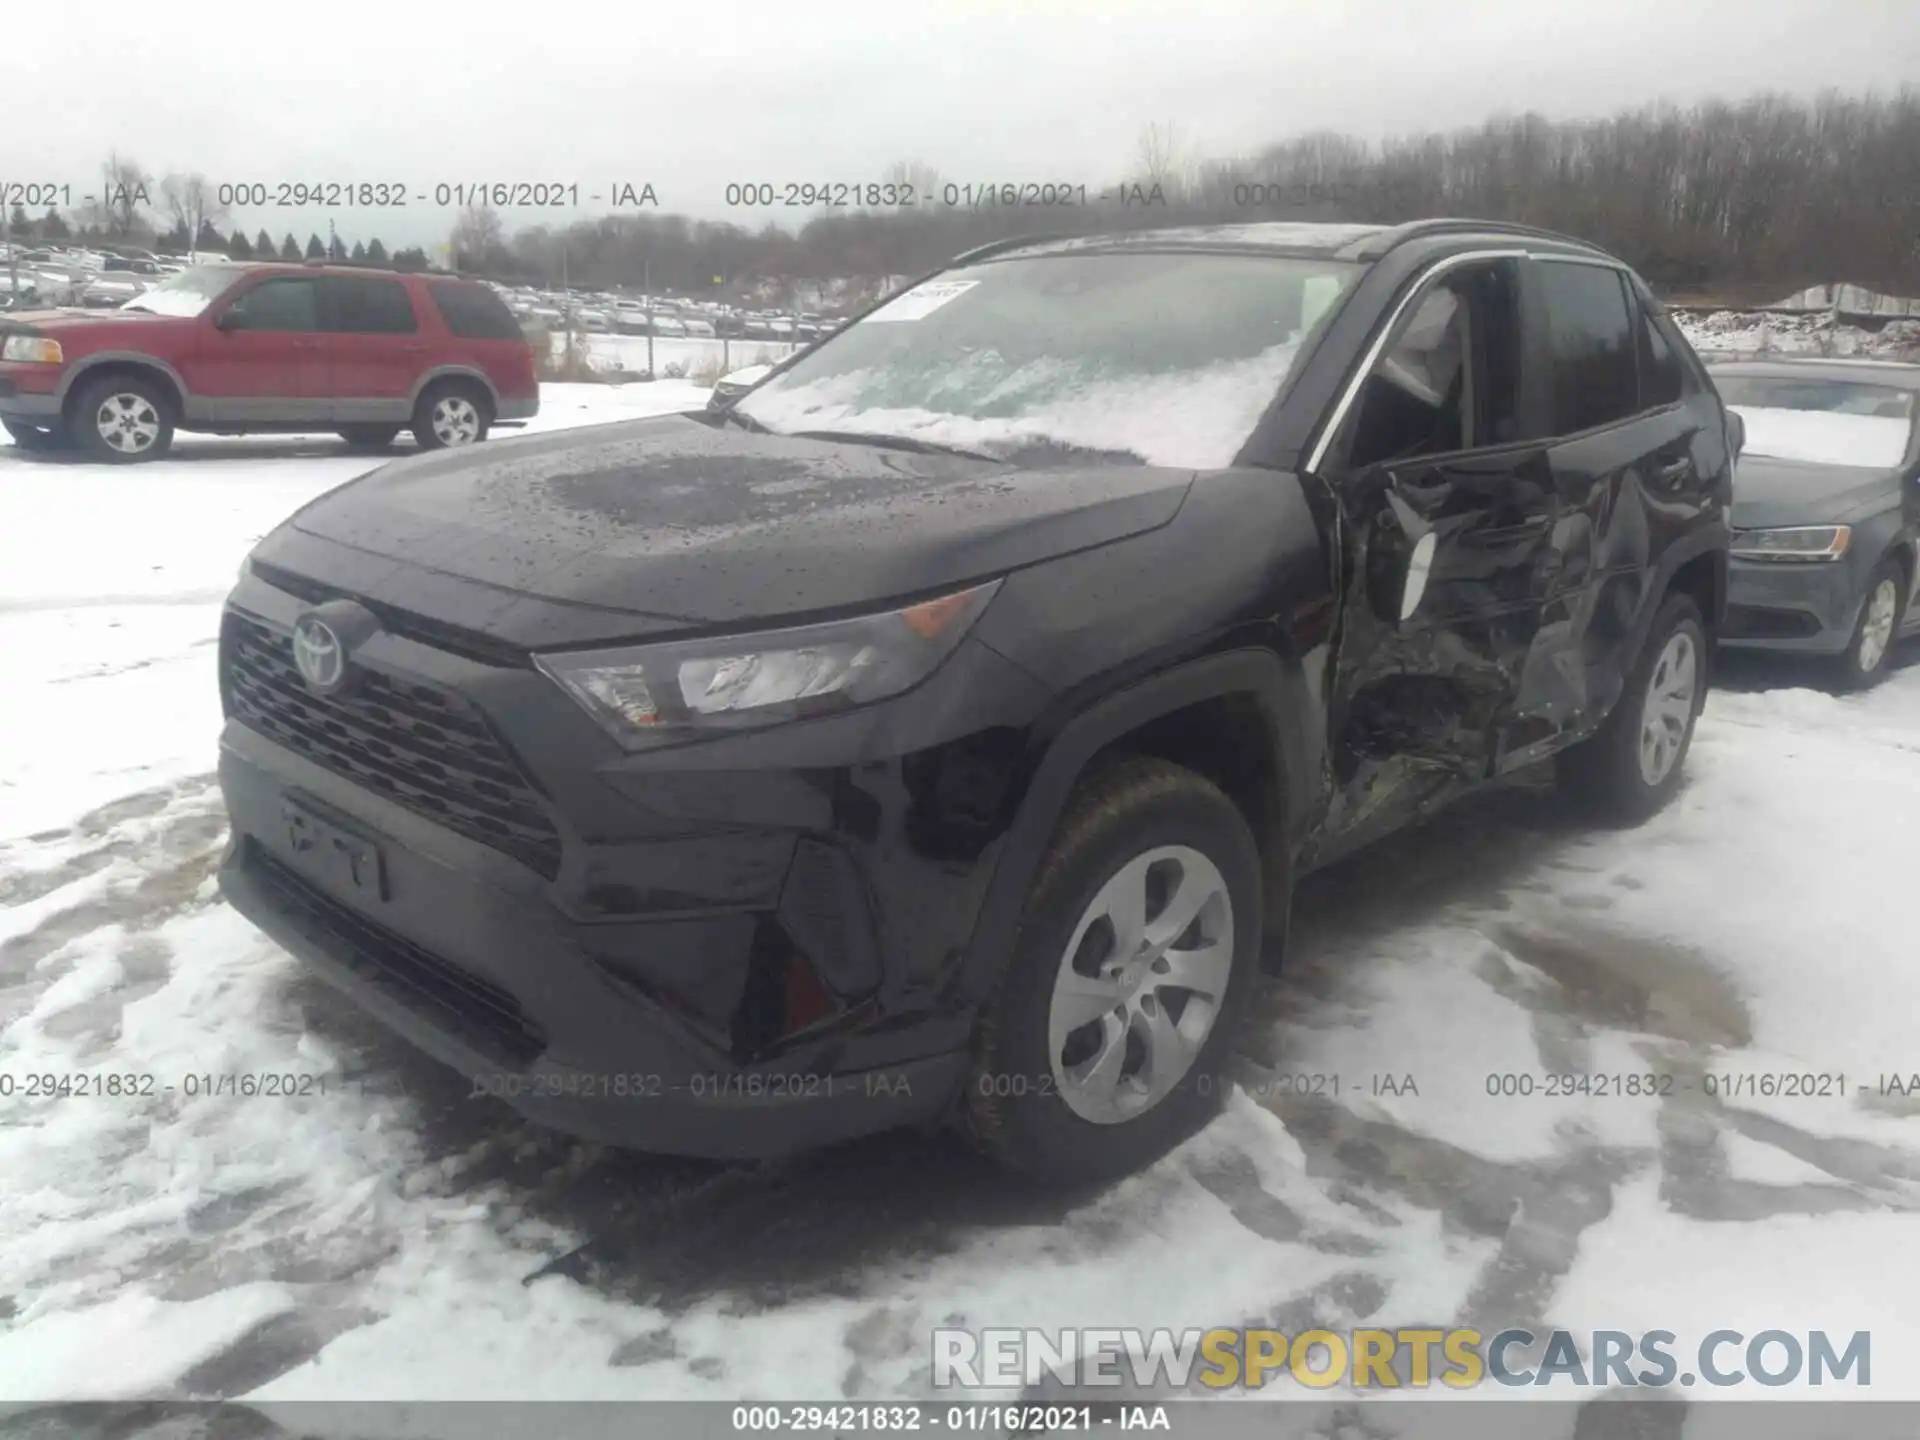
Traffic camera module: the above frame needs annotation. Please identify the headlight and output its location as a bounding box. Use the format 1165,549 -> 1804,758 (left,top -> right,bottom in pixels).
1,334 -> 63,364
535,580 -> 1002,747
1730,525 -> 1851,562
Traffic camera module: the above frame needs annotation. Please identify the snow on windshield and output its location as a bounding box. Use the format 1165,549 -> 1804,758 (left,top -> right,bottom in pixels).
742,341 -> 1308,469
1731,405 -> 1913,469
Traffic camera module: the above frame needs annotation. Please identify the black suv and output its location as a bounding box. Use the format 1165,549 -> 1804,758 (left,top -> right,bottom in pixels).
217,220 -> 1734,1182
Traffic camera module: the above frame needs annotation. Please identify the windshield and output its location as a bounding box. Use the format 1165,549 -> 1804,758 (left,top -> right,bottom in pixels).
121,264 -> 244,317
1718,376 -> 1917,469
733,252 -> 1362,468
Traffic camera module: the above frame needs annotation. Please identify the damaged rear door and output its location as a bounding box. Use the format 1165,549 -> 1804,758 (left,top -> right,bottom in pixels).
1305,251 -> 1565,856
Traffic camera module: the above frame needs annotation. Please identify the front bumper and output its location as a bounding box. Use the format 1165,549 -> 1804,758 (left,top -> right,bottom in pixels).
218,733 -> 969,1156
209,567 -> 1041,1157
0,369 -> 62,420
1722,557 -> 1861,654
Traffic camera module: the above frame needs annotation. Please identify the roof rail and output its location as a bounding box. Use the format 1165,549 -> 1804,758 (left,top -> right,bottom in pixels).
1341,217 -> 1609,261
946,233 -> 1069,266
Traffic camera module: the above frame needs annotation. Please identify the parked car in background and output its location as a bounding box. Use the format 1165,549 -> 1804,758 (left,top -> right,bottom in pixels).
215,219 -> 1731,1183
704,362 -> 773,411
1712,358 -> 1920,686
0,261 -> 537,461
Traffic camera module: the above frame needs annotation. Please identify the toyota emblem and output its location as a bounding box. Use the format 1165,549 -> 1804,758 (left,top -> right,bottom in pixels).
292,614 -> 346,692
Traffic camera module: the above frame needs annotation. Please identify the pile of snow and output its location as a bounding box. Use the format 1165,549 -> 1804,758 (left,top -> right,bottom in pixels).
1674,309 -> 1920,362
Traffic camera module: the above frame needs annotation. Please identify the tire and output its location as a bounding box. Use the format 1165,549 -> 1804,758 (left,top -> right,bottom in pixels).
71,373 -> 174,463
338,424 -> 401,452
962,757 -> 1265,1184
1831,557 -> 1906,692
3,419 -> 71,452
411,383 -> 490,451
1556,591 -> 1707,823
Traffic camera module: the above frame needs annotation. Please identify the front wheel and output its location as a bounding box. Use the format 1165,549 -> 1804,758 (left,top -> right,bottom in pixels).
962,758 -> 1265,1183
72,374 -> 175,463
1832,558 -> 1906,691
412,384 -> 490,450
1557,591 -> 1706,823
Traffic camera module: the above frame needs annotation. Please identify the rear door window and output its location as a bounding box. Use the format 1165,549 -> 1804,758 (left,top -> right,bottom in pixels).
1538,261 -> 1638,435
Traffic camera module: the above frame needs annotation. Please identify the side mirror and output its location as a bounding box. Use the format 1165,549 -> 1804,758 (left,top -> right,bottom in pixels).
1727,411 -> 1746,459
213,309 -> 242,331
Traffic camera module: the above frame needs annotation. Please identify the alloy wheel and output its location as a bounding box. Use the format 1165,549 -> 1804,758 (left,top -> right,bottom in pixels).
94,392 -> 162,456
1046,844 -> 1234,1125
1637,629 -> 1698,787
430,395 -> 482,446
1856,578 -> 1899,674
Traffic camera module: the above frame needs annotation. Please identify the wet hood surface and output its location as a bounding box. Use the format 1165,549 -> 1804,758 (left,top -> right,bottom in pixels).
282,414 -> 1195,647
1730,454 -> 1902,528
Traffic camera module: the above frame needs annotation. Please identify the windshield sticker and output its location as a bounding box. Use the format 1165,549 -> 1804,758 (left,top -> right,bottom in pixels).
864,279 -> 979,323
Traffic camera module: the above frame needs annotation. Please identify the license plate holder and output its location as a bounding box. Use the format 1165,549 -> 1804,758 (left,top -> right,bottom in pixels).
280,795 -> 388,903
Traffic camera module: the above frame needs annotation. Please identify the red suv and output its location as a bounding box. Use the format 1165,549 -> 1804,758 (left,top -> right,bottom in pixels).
0,262 -> 539,462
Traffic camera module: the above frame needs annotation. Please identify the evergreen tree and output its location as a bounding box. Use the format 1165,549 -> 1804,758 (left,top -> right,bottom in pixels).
305,234 -> 325,259
228,229 -> 254,259
365,236 -> 388,264
349,239 -> 367,262
156,220 -> 190,253
6,204 -> 29,239
194,217 -> 224,251
254,228 -> 274,256
280,233 -> 301,261
42,208 -> 70,239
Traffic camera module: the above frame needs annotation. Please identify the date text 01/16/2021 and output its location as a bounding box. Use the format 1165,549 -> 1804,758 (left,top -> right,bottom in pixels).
0,1072 -> 329,1099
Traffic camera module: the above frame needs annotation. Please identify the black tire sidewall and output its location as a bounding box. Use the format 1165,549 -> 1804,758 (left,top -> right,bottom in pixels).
968,765 -> 1264,1183
73,375 -> 173,463
412,384 -> 491,450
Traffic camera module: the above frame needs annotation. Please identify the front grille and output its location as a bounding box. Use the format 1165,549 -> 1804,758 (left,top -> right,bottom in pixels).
251,846 -> 546,1067
223,611 -> 564,878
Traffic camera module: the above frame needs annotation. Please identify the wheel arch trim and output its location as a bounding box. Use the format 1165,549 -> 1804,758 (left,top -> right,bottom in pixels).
58,353 -> 190,417
409,365 -> 501,413
953,647 -> 1315,1008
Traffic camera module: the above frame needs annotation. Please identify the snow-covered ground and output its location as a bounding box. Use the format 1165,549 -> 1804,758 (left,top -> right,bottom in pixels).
2,374 -> 1919,1425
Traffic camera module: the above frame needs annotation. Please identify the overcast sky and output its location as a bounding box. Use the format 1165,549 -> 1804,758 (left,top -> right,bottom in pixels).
6,0 -> 1913,248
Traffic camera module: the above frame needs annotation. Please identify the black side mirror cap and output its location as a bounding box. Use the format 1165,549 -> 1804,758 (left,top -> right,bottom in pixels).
213,309 -> 241,331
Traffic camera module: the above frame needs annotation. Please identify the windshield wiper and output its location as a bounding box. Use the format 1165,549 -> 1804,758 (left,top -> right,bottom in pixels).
784,428 -> 1001,462
718,407 -> 771,433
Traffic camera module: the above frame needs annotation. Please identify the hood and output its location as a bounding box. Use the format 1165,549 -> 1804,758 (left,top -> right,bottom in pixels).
0,307 -> 188,330
266,415 -> 1195,648
1731,454 -> 1903,529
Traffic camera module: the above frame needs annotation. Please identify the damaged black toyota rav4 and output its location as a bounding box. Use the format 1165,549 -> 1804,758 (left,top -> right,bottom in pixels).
218,220 -> 1734,1183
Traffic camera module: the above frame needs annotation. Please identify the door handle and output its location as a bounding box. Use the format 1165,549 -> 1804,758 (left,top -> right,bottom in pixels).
1651,457 -> 1693,485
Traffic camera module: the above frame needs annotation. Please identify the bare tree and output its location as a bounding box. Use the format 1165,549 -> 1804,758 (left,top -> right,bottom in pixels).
159,173 -> 227,253
448,204 -> 507,270
99,151 -> 154,239
1134,121 -> 1199,204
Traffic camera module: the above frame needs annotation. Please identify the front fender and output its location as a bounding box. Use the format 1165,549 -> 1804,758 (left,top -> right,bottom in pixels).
952,646 -> 1319,1008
